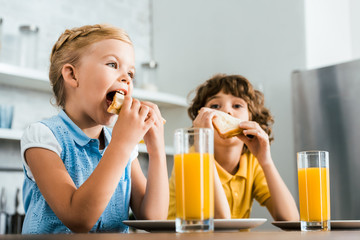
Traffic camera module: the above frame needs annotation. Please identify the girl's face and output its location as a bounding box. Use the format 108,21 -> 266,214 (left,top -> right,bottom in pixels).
205,90 -> 250,145
73,39 -> 135,126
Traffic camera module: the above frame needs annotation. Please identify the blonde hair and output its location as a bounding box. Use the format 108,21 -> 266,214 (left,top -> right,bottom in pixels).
49,24 -> 132,108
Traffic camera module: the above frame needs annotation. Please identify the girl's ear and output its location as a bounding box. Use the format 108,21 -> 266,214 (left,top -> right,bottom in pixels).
62,63 -> 79,88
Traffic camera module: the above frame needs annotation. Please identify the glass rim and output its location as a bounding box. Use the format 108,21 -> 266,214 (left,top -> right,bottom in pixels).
174,127 -> 213,134
297,150 -> 329,155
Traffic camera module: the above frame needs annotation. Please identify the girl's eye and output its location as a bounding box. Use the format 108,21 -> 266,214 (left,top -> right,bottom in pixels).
209,104 -> 220,109
107,62 -> 117,68
128,72 -> 134,79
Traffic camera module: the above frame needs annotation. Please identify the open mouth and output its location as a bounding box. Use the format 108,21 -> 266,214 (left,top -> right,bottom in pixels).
106,90 -> 125,106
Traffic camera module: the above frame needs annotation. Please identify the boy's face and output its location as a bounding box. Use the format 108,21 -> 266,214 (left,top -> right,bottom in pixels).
73,39 -> 135,126
204,91 -> 250,121
204,90 -> 250,145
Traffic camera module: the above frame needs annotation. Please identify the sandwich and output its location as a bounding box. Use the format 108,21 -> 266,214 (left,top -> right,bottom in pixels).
107,91 -> 166,123
107,91 -> 125,114
212,110 -> 243,138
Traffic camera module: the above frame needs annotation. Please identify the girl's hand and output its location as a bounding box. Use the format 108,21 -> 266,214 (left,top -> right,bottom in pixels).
237,121 -> 272,166
192,107 -> 216,129
141,101 -> 165,154
111,95 -> 155,149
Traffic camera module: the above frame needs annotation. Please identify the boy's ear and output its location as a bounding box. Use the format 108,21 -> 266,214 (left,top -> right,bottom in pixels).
62,63 -> 79,88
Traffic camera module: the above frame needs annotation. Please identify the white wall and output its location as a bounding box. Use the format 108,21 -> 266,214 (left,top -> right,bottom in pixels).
349,0 -> 360,59
304,0 -> 352,69
153,0 -> 306,229
304,0 -> 360,69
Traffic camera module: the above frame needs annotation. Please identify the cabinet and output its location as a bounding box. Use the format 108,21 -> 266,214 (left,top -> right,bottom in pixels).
0,63 -> 189,155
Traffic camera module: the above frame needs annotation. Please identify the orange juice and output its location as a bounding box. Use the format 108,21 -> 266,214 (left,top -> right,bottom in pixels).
174,152 -> 214,220
298,167 -> 330,221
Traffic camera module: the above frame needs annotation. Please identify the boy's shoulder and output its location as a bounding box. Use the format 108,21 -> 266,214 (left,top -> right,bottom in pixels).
241,152 -> 262,170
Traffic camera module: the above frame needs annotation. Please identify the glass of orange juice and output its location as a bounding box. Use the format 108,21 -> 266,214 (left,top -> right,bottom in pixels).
174,128 -> 214,233
297,151 -> 330,231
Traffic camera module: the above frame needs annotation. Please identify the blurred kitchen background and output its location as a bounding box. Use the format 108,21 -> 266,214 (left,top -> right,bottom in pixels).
0,0 -> 360,232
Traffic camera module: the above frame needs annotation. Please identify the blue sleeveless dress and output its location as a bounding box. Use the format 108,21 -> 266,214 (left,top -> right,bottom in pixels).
22,110 -> 136,233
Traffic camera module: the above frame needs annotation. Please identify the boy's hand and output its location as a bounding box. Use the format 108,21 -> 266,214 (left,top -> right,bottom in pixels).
193,107 -> 216,129
237,121 -> 272,166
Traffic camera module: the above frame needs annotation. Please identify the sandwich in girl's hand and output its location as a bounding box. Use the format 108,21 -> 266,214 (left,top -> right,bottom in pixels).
212,110 -> 244,138
107,91 -> 125,114
107,91 -> 166,123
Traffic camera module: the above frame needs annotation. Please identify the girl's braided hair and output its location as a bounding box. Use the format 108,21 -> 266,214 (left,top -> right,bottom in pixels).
49,24 -> 132,108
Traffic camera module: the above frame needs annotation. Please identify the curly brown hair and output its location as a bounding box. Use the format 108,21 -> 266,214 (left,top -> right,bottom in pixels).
188,74 -> 274,152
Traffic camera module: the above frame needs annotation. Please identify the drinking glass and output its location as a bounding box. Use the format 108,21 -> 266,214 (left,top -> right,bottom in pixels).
297,150 -> 331,231
174,128 -> 214,233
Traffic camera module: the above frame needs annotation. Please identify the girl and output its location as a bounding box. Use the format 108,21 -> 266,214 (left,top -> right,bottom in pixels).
21,24 -> 169,233
168,74 -> 299,221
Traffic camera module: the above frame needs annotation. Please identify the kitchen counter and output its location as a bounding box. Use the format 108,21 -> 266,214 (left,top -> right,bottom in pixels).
0,231 -> 359,240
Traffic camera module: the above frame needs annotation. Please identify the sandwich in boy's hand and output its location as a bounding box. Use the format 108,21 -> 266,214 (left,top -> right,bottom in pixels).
212,110 -> 243,139
107,91 -> 125,114
107,90 -> 166,123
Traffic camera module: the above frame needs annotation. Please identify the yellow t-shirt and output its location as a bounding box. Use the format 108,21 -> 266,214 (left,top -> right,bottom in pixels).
167,152 -> 271,219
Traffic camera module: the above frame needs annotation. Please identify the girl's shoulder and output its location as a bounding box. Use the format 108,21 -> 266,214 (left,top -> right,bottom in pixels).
21,122 -> 58,146
21,122 -> 62,181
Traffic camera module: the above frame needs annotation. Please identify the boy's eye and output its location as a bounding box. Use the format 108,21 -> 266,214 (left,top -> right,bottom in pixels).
233,104 -> 243,109
107,62 -> 117,68
209,104 -> 220,109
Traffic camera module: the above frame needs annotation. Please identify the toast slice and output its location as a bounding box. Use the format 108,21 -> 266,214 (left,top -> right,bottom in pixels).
212,110 -> 243,138
107,92 -> 125,114
107,91 -> 167,123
